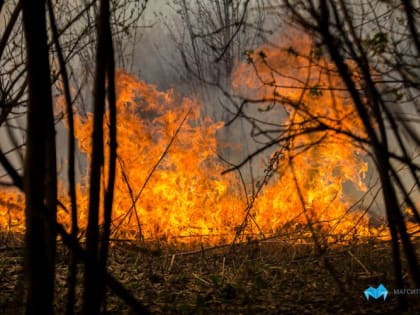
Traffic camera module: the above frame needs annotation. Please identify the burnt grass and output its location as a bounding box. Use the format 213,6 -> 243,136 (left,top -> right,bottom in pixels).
1,234 -> 420,314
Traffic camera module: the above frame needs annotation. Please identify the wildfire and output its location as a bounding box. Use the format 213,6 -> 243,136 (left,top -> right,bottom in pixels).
70,71 -> 245,243
0,37 -> 394,246
232,35 -> 375,243
0,188 -> 25,235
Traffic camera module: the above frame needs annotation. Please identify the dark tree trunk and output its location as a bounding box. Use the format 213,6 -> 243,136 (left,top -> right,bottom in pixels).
98,0 -> 117,309
46,1 -> 79,314
83,0 -> 111,313
22,0 -> 57,314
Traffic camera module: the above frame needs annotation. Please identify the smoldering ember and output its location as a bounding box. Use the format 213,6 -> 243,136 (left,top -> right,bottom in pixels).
0,1 -> 419,314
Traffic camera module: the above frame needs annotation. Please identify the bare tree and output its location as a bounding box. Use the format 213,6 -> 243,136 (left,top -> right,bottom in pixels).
164,0 -> 266,91
21,0 -> 56,313
83,0 -> 118,313
309,1 -> 420,309
222,0 -> 420,310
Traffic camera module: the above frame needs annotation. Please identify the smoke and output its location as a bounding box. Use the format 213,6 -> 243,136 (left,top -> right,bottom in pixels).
128,1 -> 278,185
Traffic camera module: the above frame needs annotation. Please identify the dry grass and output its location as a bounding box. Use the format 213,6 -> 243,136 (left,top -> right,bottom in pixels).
1,234 -> 420,314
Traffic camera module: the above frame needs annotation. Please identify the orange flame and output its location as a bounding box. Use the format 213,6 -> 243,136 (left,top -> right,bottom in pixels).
0,36 -> 394,246
232,35 -> 376,242
0,188 -> 25,235
69,71 -> 245,244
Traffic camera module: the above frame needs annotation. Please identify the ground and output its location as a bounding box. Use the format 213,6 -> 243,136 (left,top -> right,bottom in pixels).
1,234 -> 420,314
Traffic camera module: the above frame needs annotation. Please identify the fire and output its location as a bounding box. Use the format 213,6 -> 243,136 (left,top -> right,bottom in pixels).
0,188 -> 25,235
70,71 -> 245,244
232,35 -> 377,242
0,36 -> 393,246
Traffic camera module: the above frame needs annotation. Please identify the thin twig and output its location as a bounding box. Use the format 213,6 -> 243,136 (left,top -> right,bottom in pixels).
347,250 -> 370,274
116,108 -> 193,229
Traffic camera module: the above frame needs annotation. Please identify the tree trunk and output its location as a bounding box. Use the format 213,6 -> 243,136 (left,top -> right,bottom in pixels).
22,0 -> 57,313
83,0 -> 109,313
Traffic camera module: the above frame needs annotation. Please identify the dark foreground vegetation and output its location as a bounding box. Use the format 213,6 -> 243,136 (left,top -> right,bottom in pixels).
2,234 -> 420,314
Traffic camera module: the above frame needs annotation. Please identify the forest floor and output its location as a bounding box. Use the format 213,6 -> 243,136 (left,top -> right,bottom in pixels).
1,234 -> 420,314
